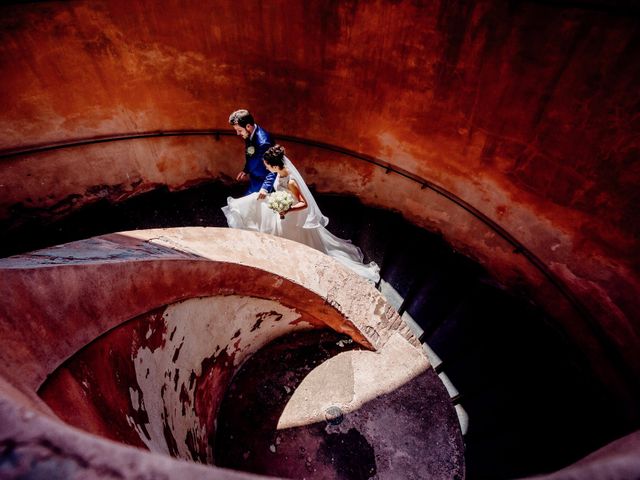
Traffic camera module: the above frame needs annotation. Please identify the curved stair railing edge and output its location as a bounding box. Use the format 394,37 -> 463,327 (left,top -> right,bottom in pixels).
0,128 -> 635,389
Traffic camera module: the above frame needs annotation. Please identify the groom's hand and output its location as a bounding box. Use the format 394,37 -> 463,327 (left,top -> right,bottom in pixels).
236,171 -> 247,181
257,189 -> 268,200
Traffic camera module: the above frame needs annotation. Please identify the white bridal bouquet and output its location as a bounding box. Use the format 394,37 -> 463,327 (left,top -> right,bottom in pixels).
267,191 -> 295,219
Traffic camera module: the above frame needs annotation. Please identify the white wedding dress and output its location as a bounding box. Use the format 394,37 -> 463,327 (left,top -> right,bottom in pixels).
222,159 -> 380,283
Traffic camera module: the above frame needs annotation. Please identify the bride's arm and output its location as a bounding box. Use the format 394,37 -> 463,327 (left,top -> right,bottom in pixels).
286,179 -> 307,213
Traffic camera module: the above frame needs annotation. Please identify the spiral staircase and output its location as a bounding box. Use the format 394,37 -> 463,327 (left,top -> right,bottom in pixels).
1,1 -> 639,478
0,180 -> 630,479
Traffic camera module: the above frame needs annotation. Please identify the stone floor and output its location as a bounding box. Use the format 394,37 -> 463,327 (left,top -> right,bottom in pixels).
215,330 -> 464,480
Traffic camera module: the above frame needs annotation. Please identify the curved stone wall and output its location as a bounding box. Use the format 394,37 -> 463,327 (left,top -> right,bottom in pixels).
0,228 -> 408,396
2,228 -> 459,478
40,296 -> 318,462
0,0 -> 638,424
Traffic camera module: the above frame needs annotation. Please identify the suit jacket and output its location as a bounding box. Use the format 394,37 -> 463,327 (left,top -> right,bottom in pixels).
243,124 -> 276,194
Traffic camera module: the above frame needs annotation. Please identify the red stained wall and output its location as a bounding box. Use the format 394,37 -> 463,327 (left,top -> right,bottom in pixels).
1,1 -> 639,414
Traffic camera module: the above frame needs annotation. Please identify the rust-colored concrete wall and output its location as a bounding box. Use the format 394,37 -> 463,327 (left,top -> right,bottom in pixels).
40,296 -> 320,462
0,228 -> 412,396
1,1 -> 639,418
0,228 -> 438,478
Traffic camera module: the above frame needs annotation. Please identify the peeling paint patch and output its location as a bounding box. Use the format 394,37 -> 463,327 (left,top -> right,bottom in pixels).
171,339 -> 184,362
129,295 -> 312,462
250,317 -> 263,332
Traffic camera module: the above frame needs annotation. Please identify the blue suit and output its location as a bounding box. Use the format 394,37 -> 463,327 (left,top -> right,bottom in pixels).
243,125 -> 276,195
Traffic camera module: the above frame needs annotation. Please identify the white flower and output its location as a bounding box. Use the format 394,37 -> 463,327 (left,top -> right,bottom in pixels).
247,146 -> 255,156
267,191 -> 294,214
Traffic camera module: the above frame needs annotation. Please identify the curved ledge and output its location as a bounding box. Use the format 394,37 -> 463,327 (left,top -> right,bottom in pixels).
0,227 -> 465,478
0,227 -> 416,395
0,129 -> 610,371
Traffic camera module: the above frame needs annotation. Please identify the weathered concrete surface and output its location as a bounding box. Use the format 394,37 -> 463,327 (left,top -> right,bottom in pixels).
1,227 -> 447,478
216,330 -> 464,480
41,296 -> 318,463
0,136 -> 239,227
277,333 -> 432,429
0,1 -> 639,423
0,228 -> 415,399
0,393 -> 272,480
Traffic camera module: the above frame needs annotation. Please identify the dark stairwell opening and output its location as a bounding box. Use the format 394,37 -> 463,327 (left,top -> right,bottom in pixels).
2,180 -> 631,479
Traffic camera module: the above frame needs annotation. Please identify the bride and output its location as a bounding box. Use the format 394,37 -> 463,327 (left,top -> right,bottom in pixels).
222,145 -> 380,283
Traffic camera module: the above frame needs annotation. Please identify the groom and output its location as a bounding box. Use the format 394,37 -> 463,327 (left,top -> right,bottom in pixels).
228,109 -> 276,199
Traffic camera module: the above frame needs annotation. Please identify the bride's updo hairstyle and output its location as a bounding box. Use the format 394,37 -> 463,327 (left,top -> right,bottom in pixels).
264,144 -> 286,168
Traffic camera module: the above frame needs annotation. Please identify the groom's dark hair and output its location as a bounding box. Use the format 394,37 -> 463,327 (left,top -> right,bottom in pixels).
264,144 -> 286,168
228,109 -> 255,128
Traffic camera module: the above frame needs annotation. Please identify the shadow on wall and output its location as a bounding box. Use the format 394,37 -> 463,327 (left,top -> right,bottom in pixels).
0,180 -> 240,259
215,330 -> 464,480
